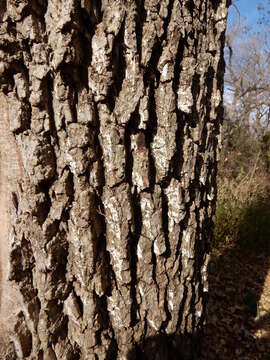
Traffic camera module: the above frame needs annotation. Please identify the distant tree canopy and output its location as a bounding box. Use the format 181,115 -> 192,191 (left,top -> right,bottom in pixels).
258,0 -> 270,26
220,14 -> 270,179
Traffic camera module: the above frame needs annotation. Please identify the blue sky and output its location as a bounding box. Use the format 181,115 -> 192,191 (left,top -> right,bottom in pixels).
228,0 -> 268,31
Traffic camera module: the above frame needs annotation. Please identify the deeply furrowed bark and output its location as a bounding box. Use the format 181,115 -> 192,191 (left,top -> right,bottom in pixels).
0,0 -> 229,359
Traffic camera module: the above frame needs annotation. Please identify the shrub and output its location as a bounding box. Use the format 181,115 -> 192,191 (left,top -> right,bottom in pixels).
213,172 -> 270,253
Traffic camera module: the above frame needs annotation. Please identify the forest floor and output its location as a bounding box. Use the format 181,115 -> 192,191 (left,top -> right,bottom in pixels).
202,245 -> 270,359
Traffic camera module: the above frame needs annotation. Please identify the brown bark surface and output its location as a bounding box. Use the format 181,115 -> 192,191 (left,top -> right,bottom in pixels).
0,1 -> 229,359
0,93 -> 23,357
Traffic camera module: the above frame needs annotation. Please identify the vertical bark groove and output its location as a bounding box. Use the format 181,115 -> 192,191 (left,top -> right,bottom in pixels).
0,0 -> 229,358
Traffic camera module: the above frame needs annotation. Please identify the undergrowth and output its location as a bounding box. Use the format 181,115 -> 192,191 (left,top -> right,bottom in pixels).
213,171 -> 270,254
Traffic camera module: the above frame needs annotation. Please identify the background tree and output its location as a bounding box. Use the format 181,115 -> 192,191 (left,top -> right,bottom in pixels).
258,0 -> 270,26
215,6 -> 270,253
0,1 -> 229,359
221,19 -> 270,179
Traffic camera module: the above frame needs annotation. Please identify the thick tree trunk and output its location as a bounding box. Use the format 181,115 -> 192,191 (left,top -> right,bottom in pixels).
0,0 -> 229,359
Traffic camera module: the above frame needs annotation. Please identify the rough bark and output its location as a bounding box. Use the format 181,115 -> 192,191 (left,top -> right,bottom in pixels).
0,0 -> 229,359
0,93 -> 23,357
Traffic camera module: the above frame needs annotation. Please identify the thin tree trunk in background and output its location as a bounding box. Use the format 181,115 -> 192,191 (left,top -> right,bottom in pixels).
0,1 -> 229,359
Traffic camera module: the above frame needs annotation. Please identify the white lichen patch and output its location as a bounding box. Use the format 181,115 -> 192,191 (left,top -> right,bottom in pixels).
107,296 -> 124,329
99,122 -> 126,185
151,130 -> 174,181
168,289 -> 175,311
101,129 -> 116,172
203,287 -> 208,293
140,195 -> 154,236
215,2 -> 228,22
177,85 -> 193,113
16,134 -> 38,174
213,89 -> 221,108
181,228 -> 195,260
151,83 -> 177,181
131,134 -> 149,191
133,171 -> 146,192
138,92 -> 149,130
162,62 -> 168,77
103,196 -> 120,223
165,179 -> 185,232
148,318 -> 159,331
125,51 -> 137,84
153,236 -> 166,256
138,284 -> 144,297
177,56 -> 196,113
91,32 -> 110,74
103,187 -> 132,284
66,152 -> 77,175
68,224 -> 84,284
137,242 -> 143,260
107,289 -> 132,330
110,248 -> 124,282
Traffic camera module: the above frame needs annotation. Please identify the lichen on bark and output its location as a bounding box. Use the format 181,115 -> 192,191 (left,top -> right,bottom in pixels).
0,0 -> 229,359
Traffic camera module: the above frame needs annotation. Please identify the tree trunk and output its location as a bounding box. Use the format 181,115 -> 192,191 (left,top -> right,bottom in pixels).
0,1 -> 229,359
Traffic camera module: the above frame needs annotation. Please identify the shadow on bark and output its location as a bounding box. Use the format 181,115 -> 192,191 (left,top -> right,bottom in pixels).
127,333 -> 201,360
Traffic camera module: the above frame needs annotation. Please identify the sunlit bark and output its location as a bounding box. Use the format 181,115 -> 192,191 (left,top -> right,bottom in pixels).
0,0 -> 229,358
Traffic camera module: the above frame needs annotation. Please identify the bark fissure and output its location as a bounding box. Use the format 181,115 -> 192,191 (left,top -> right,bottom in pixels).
0,0 -> 229,358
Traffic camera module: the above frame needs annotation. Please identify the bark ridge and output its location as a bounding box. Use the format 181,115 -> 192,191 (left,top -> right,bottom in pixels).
0,0 -> 229,358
